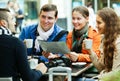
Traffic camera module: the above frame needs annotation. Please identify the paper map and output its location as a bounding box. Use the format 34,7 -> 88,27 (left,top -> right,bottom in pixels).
38,41 -> 70,54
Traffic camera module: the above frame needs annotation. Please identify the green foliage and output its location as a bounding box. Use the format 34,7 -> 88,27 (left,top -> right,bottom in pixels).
100,70 -> 120,81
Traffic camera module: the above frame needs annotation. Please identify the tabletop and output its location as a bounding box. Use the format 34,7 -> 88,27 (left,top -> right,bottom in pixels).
45,63 -> 93,76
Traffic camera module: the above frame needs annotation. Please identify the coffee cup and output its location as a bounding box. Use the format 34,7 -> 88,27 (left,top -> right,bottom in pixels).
84,39 -> 93,49
24,39 -> 33,48
28,58 -> 38,69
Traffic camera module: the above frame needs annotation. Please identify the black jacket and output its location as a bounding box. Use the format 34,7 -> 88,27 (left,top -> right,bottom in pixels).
0,34 -> 42,81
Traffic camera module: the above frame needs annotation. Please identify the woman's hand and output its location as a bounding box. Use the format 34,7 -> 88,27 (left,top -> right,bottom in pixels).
82,39 -> 92,54
69,52 -> 79,62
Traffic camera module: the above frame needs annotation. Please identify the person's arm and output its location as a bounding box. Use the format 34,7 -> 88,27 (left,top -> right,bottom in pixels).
92,31 -> 101,58
112,37 -> 120,70
66,31 -> 72,50
16,9 -> 24,18
15,38 -> 47,81
66,32 -> 92,62
73,35 -> 101,62
19,27 -> 26,41
95,37 -> 120,80
89,49 -> 105,72
19,27 -> 33,55
78,29 -> 101,62
81,32 -> 104,72
19,25 -> 36,41
69,28 -> 101,62
77,54 -> 91,62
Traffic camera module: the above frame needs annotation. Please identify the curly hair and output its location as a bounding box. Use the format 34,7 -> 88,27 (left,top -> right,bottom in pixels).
97,7 -> 120,72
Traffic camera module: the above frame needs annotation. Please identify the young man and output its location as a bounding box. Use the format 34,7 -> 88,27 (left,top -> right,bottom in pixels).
19,4 -> 68,62
0,8 -> 47,81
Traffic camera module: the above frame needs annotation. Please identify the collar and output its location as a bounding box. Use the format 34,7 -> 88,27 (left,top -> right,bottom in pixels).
0,26 -> 12,35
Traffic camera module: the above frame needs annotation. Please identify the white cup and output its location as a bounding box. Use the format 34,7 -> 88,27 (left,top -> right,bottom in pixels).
84,39 -> 93,49
24,39 -> 33,48
29,58 -> 38,69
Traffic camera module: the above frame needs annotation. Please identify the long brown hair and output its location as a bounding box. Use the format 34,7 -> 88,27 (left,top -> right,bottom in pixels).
97,7 -> 120,72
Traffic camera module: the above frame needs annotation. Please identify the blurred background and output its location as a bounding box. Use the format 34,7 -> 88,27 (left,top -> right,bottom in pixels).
0,0 -> 120,32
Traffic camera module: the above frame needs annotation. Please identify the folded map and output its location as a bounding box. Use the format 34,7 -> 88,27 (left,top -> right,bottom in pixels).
38,41 -> 70,54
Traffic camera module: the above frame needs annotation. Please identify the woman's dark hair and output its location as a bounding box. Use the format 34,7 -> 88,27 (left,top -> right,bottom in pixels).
72,6 -> 89,18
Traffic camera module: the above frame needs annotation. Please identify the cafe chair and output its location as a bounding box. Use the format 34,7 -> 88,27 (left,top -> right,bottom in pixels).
49,66 -> 72,81
0,77 -> 12,81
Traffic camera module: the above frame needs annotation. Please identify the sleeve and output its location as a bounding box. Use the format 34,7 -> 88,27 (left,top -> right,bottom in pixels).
66,32 -> 72,50
77,30 -> 101,62
19,27 -> 26,41
15,38 -> 42,81
19,27 -> 33,55
94,37 -> 120,80
77,54 -> 91,62
92,32 -> 101,58
89,50 -> 105,72
112,37 -> 120,70
77,50 -> 101,62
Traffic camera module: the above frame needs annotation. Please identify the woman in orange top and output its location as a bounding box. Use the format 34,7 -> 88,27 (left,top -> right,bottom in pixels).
67,6 -> 101,62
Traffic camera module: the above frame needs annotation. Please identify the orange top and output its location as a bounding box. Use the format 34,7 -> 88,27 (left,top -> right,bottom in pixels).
66,27 -> 101,62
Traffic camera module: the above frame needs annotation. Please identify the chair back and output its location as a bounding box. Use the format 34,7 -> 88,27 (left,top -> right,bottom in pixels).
0,77 -> 12,81
49,66 -> 72,81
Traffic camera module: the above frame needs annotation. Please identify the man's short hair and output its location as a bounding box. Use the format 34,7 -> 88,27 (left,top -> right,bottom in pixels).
40,4 -> 58,18
0,8 -> 10,21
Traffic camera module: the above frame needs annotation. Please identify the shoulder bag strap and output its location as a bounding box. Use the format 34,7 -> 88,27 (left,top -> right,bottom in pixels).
53,30 -> 68,41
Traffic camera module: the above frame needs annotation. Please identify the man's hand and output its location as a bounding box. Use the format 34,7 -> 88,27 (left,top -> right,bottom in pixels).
36,63 -> 47,74
42,51 -> 59,59
42,51 -> 50,58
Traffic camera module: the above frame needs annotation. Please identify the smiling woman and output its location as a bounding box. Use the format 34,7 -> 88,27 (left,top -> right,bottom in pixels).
66,6 -> 101,62
65,6 -> 101,81
85,7 -> 120,81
